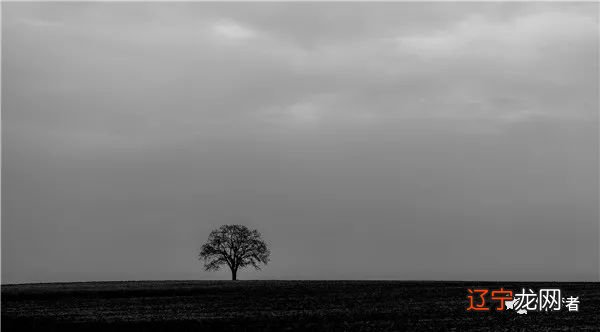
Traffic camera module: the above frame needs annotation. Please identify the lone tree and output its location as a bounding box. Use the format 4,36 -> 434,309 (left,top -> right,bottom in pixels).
199,225 -> 270,280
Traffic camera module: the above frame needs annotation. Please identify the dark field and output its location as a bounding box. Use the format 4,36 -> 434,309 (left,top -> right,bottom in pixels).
2,281 -> 599,331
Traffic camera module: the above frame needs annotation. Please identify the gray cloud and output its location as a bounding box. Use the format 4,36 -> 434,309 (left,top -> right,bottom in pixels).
2,2 -> 598,283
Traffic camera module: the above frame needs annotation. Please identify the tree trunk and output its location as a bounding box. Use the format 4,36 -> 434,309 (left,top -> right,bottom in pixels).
231,268 -> 237,281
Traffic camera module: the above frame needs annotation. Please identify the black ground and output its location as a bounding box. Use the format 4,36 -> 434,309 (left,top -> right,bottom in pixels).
2,281 -> 599,331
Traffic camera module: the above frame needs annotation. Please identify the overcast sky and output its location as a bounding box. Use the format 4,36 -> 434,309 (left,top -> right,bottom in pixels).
2,2 -> 598,283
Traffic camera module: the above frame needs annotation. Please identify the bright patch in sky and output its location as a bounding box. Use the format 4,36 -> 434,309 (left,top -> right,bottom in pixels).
211,20 -> 256,40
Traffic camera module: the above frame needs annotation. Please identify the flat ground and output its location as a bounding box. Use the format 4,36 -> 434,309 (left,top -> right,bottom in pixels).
2,281 -> 599,331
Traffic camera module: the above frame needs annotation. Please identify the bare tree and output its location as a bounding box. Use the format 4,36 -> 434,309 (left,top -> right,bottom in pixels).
199,225 -> 270,280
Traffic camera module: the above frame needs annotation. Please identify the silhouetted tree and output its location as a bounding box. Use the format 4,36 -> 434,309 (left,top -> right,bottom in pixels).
199,225 -> 270,280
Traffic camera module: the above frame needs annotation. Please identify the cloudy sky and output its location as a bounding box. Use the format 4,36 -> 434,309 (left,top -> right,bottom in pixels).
2,2 -> 598,283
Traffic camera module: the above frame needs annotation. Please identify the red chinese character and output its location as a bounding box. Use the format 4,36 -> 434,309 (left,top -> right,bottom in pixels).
491,288 -> 513,311
467,289 -> 490,311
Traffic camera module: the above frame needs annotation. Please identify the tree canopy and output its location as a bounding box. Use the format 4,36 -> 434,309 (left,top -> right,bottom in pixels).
199,225 -> 270,280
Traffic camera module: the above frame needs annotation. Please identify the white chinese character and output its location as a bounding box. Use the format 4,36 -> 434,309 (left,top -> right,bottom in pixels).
539,289 -> 561,311
563,296 -> 580,312
511,288 -> 538,313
